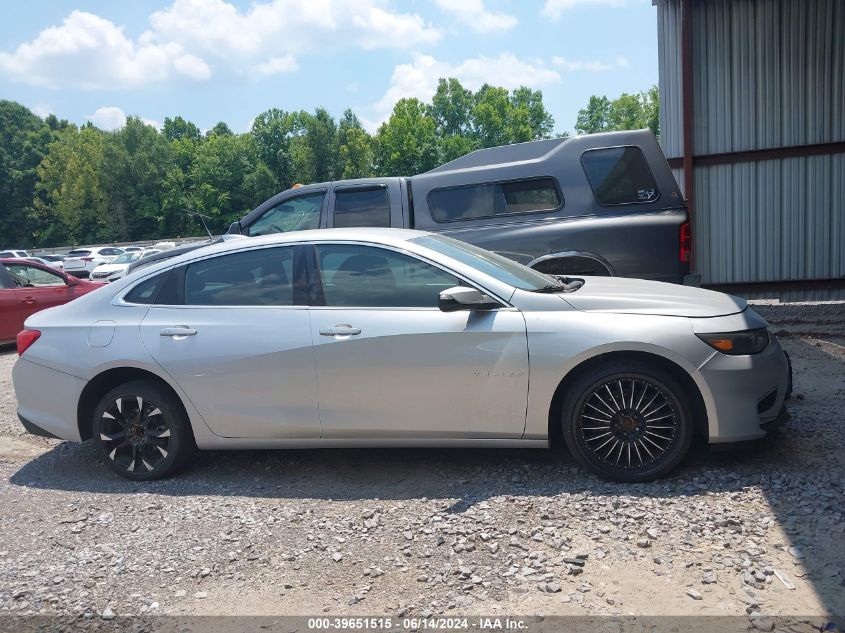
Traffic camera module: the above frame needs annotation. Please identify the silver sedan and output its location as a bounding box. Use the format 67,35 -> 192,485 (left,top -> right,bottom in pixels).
12,229 -> 790,482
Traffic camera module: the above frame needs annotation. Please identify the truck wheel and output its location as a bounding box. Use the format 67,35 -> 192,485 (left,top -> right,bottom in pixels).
92,380 -> 195,481
561,360 -> 693,482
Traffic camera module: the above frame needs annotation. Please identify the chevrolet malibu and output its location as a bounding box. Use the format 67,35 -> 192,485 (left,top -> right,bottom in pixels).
12,229 -> 790,482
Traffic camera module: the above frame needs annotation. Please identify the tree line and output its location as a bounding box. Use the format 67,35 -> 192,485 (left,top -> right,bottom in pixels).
0,79 -> 657,248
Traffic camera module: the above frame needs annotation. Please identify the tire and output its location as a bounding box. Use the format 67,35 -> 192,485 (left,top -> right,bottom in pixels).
92,379 -> 195,481
560,360 -> 694,483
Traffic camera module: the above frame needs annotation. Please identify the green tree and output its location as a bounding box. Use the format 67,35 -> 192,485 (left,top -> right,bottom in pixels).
336,109 -> 374,179
374,98 -> 438,176
0,101 -> 58,247
575,87 -> 659,137
32,124 -> 110,244
162,116 -> 201,142
575,96 -> 612,134
251,108 -> 295,188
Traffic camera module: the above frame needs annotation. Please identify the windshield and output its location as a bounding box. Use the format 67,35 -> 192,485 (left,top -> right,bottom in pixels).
412,234 -> 561,291
111,252 -> 141,264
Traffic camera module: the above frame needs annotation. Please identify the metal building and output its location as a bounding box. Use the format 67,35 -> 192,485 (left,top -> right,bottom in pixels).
654,0 -> 845,290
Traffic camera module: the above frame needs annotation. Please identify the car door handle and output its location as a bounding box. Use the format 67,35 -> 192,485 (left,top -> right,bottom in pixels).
319,325 -> 362,336
21,296 -> 36,305
160,327 -> 197,337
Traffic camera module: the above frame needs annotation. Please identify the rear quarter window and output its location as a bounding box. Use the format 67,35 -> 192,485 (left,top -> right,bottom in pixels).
428,177 -> 562,223
581,146 -> 659,206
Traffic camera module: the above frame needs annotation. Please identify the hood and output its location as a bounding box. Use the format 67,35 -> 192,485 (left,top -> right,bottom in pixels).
562,277 -> 746,318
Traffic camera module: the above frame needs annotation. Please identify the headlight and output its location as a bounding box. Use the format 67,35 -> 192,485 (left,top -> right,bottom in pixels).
696,328 -> 769,355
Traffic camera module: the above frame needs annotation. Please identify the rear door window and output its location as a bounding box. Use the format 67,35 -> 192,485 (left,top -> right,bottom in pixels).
428,178 -> 561,222
333,186 -> 391,228
185,247 -> 295,306
581,146 -> 659,205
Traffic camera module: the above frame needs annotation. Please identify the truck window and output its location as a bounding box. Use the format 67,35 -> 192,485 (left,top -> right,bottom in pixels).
247,192 -> 325,236
333,186 -> 390,228
428,178 -> 561,223
581,146 -> 660,206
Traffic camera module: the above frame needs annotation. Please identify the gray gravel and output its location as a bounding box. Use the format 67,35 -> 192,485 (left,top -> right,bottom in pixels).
0,301 -> 843,627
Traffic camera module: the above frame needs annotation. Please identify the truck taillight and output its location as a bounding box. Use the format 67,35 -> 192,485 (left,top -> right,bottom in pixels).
679,222 -> 692,263
17,329 -> 41,356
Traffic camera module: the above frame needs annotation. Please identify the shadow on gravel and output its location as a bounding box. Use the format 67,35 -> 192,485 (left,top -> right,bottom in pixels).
6,336 -> 845,616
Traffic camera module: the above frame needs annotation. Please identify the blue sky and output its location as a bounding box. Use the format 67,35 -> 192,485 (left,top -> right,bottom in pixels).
0,0 -> 658,135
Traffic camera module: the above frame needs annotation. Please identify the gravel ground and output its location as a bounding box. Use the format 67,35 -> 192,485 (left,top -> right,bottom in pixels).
0,301 -> 843,631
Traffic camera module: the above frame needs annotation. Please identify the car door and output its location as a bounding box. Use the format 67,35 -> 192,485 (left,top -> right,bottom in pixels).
4,262 -> 77,320
307,242 -> 529,439
0,267 -> 24,342
138,245 -> 321,439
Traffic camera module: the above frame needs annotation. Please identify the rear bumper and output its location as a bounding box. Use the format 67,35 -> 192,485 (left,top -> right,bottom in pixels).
18,414 -> 60,439
13,358 -> 86,442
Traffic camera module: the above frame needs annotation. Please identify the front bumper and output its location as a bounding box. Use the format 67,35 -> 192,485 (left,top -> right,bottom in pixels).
698,337 -> 792,443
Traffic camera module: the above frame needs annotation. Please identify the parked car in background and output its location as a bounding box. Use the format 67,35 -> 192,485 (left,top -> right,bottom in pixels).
122,246 -> 145,253
0,250 -> 29,258
90,250 -> 160,281
33,254 -> 65,269
0,258 -> 104,345
227,130 -> 697,286
12,229 -> 789,483
62,247 -> 125,278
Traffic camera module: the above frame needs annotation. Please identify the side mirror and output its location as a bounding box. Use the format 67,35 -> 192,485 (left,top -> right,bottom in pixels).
438,286 -> 500,312
227,221 -> 243,235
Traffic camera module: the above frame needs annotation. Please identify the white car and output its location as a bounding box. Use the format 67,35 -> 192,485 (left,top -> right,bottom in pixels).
62,247 -> 125,278
0,249 -> 29,258
90,250 -> 161,281
26,255 -> 64,270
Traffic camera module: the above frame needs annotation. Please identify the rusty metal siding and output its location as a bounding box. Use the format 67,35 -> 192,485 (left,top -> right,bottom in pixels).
655,0 -> 845,285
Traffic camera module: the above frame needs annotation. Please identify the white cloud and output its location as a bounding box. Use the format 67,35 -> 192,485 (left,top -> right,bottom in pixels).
31,103 -> 53,118
0,1 -> 440,89
149,0 -> 441,63
542,0 -> 625,20
552,55 -> 629,72
87,106 -> 127,130
254,55 -> 298,76
433,0 -> 517,33
173,53 -> 212,79
0,11 -> 207,89
368,53 -> 560,131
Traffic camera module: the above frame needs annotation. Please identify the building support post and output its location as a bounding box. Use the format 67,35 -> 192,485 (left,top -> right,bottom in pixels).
681,0 -> 695,270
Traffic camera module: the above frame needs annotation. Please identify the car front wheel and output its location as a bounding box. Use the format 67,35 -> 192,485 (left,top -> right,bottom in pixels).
93,379 -> 195,481
561,360 -> 694,482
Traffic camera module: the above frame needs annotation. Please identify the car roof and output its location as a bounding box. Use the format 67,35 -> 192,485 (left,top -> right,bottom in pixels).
123,228 -> 432,279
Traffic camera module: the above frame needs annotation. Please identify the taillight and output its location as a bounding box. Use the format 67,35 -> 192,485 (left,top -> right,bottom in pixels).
679,222 -> 692,263
17,329 -> 41,356
82,257 -> 94,262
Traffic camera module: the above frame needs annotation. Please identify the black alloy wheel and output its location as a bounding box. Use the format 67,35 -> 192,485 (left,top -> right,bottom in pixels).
561,360 -> 694,482
93,380 -> 194,480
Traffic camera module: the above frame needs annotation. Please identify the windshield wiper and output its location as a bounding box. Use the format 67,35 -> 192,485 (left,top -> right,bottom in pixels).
532,277 -> 585,293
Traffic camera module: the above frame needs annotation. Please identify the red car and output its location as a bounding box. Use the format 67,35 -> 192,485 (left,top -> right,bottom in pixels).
0,258 -> 105,345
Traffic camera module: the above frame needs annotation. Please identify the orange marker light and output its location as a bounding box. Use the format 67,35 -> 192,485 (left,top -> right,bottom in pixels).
709,339 -> 734,352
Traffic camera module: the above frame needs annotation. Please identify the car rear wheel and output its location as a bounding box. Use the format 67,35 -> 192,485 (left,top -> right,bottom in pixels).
92,380 -> 195,481
561,360 -> 694,482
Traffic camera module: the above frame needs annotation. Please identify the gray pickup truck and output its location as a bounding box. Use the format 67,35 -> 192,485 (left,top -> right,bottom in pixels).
229,129 -> 695,285
133,129 -> 694,284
